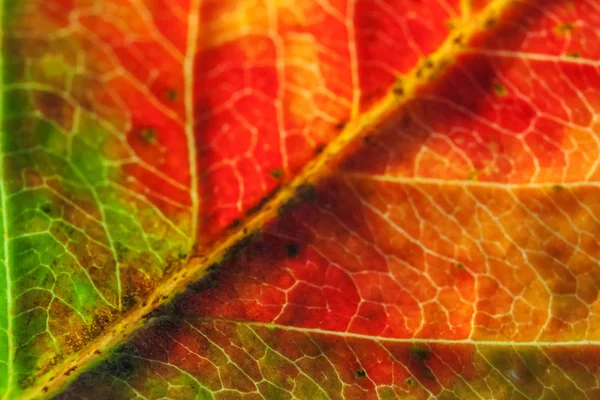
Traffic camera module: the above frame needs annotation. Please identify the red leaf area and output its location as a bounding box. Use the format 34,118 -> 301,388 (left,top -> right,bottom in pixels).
58,1 -> 600,399
34,0 -> 460,241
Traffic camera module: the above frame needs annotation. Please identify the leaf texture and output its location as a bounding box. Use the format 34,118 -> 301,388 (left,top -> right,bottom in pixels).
52,0 -> 600,399
1,0 -> 474,397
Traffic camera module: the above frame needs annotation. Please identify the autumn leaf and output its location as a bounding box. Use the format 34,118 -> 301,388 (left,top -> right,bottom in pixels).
60,0 -> 600,394
2,0 -> 595,398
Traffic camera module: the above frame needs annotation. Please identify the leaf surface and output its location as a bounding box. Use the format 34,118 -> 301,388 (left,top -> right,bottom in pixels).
52,0 -> 600,399
1,0 -> 465,397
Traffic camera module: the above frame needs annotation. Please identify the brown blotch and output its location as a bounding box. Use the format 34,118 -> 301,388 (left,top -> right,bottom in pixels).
411,344 -> 430,361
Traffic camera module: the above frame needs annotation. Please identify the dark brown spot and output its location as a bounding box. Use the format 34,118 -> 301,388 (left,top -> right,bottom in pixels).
314,143 -> 326,155
355,369 -> 367,378
285,242 -> 299,258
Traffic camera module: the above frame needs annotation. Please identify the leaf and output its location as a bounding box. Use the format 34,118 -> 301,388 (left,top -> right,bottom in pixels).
52,0 -> 600,399
1,0 -> 475,398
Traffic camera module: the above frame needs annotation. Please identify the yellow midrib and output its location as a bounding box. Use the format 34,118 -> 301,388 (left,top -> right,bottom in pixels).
20,0 -> 516,398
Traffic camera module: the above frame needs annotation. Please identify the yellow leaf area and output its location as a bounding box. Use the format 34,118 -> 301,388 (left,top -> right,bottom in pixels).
5,0 -> 598,399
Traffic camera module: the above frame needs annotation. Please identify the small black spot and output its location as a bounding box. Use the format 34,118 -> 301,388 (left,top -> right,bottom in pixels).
363,135 -> 373,145
455,262 -> 464,270
334,120 -> 348,131
314,143 -> 326,155
269,168 -> 283,180
165,88 -> 178,101
228,219 -> 241,230
355,369 -> 367,378
416,66 -> 424,79
485,18 -> 497,28
493,83 -> 507,96
423,369 -> 435,380
405,377 -> 413,386
140,127 -> 157,144
285,242 -> 299,258
393,86 -> 404,97
41,204 -> 52,215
